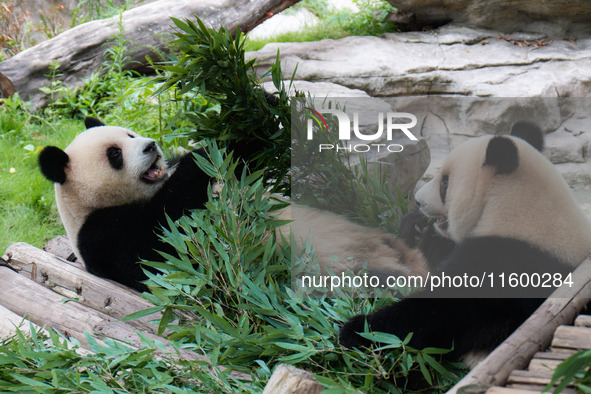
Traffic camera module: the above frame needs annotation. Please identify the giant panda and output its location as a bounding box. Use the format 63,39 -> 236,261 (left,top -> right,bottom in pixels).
339,122 -> 591,369
39,118 -> 427,291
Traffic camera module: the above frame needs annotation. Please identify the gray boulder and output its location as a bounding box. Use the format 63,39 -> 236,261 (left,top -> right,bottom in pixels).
250,26 -> 591,99
384,0 -> 591,35
249,26 -> 591,191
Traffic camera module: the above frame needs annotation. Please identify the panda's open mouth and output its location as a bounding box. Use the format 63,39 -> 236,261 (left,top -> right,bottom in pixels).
142,156 -> 167,184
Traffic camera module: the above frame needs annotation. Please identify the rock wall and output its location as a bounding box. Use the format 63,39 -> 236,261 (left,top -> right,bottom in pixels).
384,0 -> 591,35
249,25 -> 591,212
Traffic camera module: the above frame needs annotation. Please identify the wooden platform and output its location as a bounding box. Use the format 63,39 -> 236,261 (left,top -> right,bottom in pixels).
449,257 -> 591,393
484,316 -> 591,394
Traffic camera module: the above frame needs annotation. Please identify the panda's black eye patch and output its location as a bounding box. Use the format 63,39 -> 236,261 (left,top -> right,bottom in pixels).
107,146 -> 124,170
440,174 -> 449,204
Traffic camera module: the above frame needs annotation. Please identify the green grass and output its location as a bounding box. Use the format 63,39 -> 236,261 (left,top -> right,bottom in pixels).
0,107 -> 81,252
245,0 -> 396,51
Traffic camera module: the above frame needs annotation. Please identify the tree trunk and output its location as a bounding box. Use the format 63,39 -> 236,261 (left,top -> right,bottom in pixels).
0,0 -> 300,110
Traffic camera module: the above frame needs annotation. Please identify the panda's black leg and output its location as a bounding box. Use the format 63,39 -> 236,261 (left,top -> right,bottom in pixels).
339,297 -> 541,360
340,298 -> 459,353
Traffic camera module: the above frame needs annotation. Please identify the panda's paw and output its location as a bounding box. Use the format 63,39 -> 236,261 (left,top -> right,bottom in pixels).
338,314 -> 373,349
399,210 -> 430,247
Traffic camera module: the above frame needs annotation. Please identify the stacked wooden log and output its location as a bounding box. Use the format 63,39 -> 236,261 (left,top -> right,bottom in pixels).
0,239 -> 321,391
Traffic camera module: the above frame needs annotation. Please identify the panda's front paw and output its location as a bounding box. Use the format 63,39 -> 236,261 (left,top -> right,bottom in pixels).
399,210 -> 430,247
339,314 -> 372,349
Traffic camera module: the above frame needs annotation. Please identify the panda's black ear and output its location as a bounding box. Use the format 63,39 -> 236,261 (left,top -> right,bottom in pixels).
484,136 -> 519,175
39,146 -> 69,184
510,121 -> 544,152
84,117 -> 105,129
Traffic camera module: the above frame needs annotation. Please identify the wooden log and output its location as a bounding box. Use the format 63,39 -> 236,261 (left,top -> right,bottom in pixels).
0,72 -> 15,99
43,235 -> 77,263
531,351 -> 576,361
0,303 -> 33,338
574,314 -> 591,327
0,265 -> 252,382
262,364 -> 323,394
0,245 -> 252,382
486,388 -> 546,394
448,256 -> 591,394
0,265 -> 159,348
551,325 -> 591,350
488,387 -> 577,394
527,358 -> 562,373
0,265 -> 252,381
506,370 -> 553,386
4,242 -> 161,334
0,0 -> 301,110
504,369 -> 577,393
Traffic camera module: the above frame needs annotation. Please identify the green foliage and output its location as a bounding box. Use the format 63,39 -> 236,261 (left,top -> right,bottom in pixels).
245,0 -> 397,52
39,12 -> 200,148
0,0 -> 36,58
69,0 -> 144,27
0,94 -> 80,252
0,324 -> 206,392
0,7 -> 462,392
157,17 -> 292,194
0,142 -> 462,392
134,143 -> 462,392
546,349 -> 591,393
41,12 -> 135,120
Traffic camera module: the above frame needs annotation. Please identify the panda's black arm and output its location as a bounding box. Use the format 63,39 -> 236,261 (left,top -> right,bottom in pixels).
154,149 -> 212,218
78,150 -> 212,291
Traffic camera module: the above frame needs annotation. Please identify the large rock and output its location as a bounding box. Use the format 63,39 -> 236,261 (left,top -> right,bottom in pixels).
384,0 -> 591,35
248,26 -> 591,189
249,25 -> 591,99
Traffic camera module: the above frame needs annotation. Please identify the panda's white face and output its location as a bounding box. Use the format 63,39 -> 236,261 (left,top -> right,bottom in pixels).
415,134 -> 591,266
39,125 -> 169,259
62,126 -> 168,209
415,137 -> 495,241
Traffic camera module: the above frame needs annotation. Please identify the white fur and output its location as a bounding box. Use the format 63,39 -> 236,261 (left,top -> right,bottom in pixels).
416,135 -> 591,267
55,126 -> 167,266
416,134 -> 591,369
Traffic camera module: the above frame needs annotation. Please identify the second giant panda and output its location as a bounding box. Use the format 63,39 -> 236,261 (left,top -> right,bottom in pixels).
38,118 -> 427,291
339,122 -> 591,368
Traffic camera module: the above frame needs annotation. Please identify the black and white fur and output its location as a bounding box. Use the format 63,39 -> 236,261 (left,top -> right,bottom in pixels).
39,118 -> 211,290
39,118 -> 428,291
339,122 -> 591,368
